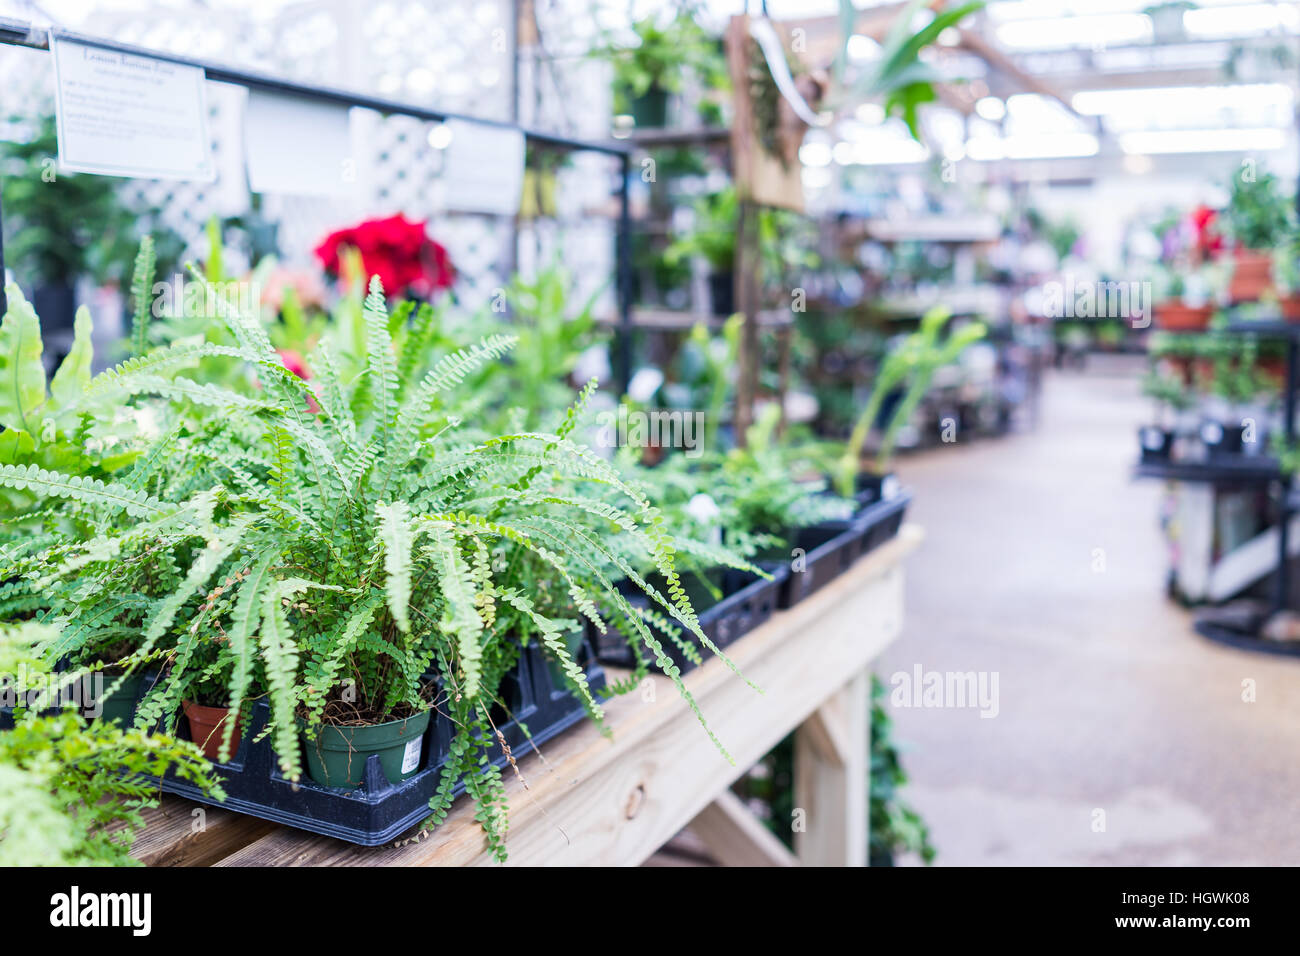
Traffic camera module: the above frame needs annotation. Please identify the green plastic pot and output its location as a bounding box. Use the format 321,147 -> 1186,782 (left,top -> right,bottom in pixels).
95,673 -> 142,728
301,710 -> 431,790
629,86 -> 668,128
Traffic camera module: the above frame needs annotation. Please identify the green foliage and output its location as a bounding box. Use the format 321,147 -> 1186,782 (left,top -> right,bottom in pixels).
601,7 -> 726,116
0,621 -> 221,866
1223,170 -> 1293,250
868,674 -> 935,865
3,255 -> 749,861
0,113 -> 182,287
846,0 -> 986,140
838,307 -> 988,492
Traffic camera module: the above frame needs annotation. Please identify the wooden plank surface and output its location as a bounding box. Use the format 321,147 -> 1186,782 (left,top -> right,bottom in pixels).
150,525 -> 919,866
131,798 -> 276,868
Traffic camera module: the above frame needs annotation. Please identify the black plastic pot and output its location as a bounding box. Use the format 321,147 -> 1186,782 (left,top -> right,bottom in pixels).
591,565 -> 788,674
708,271 -> 735,317
1138,425 -> 1174,462
629,86 -> 669,128
1201,420 -> 1246,458
32,282 -> 77,333
148,640 -> 605,846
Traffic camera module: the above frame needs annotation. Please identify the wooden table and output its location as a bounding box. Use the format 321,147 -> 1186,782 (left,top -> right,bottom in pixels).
137,525 -> 921,867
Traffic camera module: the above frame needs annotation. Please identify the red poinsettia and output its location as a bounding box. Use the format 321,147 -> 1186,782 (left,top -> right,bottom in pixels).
1189,204 -> 1222,261
314,213 -> 455,298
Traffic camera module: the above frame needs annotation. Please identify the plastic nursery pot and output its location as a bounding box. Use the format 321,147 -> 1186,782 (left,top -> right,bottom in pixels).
1154,300 -> 1213,332
1200,420 -> 1246,458
629,85 -> 669,128
1281,296 -> 1300,323
92,672 -> 143,728
182,700 -> 244,762
301,709 -> 431,791
1138,425 -> 1174,461
1228,249 -> 1273,304
852,471 -> 901,508
708,271 -> 735,317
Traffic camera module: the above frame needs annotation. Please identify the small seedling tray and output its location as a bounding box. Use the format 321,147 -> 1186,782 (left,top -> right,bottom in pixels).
591,565 -> 788,674
11,641 -> 604,846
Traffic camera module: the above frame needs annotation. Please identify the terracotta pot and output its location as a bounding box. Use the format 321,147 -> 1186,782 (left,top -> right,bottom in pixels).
1281,295 -> 1300,323
183,700 -> 244,762
1228,249 -> 1273,303
1154,300 -> 1213,331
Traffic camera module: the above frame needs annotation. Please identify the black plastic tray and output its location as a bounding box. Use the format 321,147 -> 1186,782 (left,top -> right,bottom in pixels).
591,565 -> 788,674
777,489 -> 912,609
2,640 -> 604,846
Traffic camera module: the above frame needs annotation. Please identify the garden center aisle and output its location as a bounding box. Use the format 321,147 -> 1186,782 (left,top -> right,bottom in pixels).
879,360 -> 1300,866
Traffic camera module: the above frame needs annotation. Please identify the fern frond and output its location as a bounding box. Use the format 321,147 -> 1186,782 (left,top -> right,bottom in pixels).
375,501 -> 415,633
0,464 -> 169,518
130,236 -> 156,358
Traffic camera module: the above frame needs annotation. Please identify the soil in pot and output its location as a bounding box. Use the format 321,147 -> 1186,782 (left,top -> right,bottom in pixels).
301,706 -> 431,790
183,699 -> 245,762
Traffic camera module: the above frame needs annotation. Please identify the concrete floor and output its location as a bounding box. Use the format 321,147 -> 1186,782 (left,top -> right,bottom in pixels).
879,360 -> 1300,866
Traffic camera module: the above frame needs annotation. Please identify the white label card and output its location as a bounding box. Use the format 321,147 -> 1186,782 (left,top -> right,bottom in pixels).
440,118 -> 525,216
245,89 -> 355,196
400,737 -> 421,774
51,35 -> 214,181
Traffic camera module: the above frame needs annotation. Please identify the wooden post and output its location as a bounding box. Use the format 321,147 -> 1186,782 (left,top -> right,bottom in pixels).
734,198 -> 761,444
793,669 -> 870,866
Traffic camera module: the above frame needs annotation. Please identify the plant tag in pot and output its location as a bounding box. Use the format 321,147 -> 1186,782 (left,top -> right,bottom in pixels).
881,475 -> 900,501
401,737 -> 421,774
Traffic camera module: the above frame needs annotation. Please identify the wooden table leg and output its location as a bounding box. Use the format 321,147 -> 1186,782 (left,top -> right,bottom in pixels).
793,669 -> 869,867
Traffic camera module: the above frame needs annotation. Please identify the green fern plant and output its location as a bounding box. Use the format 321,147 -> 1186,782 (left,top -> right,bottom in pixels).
0,249 -> 753,860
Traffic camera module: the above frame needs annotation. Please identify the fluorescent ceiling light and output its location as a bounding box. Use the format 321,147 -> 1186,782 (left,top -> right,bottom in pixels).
1074,83 -> 1293,115
1185,4 -> 1299,38
966,132 -> 1099,160
1119,127 -> 1287,154
975,96 -> 1006,121
997,13 -> 1151,49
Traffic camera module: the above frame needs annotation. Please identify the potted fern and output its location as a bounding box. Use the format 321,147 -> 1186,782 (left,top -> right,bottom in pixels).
1,245 -> 749,857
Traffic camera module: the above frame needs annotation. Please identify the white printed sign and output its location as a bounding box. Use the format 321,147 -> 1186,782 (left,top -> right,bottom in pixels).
440,118 -> 525,216
51,35 -> 214,181
245,89 -> 355,196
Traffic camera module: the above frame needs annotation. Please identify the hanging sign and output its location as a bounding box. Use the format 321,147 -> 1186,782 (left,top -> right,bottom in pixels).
50,34 -> 214,181
245,89 -> 355,196
440,118 -> 525,216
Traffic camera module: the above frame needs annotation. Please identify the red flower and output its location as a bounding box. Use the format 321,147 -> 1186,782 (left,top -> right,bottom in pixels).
1189,205 -> 1222,260
314,214 -> 455,298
